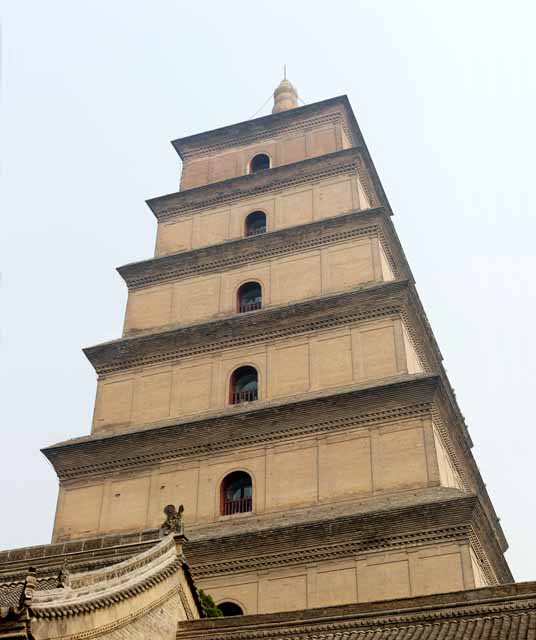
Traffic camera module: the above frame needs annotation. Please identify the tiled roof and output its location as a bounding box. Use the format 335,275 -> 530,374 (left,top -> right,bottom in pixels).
0,577 -> 57,609
300,614 -> 536,639
177,582 -> 536,640
0,582 -> 22,609
1,533 -> 202,639
182,613 -> 536,640
0,530 -> 159,579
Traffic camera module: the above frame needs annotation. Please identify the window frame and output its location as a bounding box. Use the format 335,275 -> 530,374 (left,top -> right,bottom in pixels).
236,281 -> 262,314
244,210 -> 267,237
248,152 -> 271,174
220,470 -> 253,517
229,365 -> 259,404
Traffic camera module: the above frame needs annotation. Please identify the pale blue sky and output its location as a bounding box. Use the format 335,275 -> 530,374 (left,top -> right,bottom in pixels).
1,1 -> 535,580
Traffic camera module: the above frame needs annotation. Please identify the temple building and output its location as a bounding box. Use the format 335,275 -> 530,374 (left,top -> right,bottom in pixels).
1,79 -> 535,639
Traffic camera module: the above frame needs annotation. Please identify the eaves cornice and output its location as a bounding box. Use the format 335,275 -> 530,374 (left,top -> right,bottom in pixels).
42,375 -> 439,482
171,97 -> 357,160
118,208 -> 404,290
184,494 -> 512,585
146,148 -> 373,221
83,280 -> 410,375
168,95 -> 390,213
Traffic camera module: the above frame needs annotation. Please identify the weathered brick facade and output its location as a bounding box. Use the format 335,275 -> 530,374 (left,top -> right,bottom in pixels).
1,79 -> 526,639
42,81 -> 512,611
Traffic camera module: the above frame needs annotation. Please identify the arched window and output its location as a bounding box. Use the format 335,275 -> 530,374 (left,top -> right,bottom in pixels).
230,366 -> 258,404
218,602 -> 244,616
249,153 -> 270,173
221,471 -> 252,515
237,281 -> 262,313
244,211 -> 266,237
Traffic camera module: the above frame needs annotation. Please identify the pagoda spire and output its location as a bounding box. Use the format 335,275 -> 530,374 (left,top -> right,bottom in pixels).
272,72 -> 298,113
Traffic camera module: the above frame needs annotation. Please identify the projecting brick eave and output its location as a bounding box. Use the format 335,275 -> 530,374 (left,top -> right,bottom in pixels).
146,152 -> 387,226
42,373 -> 440,456
117,207 -> 409,290
79,277 -> 473,465
82,279 -> 413,374
168,95 -> 391,215
80,278 -> 448,430
183,492 -> 513,586
171,96 -> 356,158
0,490 -> 513,587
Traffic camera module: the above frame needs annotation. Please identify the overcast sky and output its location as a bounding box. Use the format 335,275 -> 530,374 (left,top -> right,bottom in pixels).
1,1 -> 535,581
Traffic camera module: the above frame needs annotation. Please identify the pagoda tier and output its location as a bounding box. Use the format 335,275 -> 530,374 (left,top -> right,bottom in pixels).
147,148 -> 377,223
118,207 -> 404,292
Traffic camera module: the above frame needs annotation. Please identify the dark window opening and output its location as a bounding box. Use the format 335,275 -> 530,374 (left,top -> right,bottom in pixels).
218,602 -> 244,616
249,153 -> 270,173
221,471 -> 252,516
237,282 -> 262,313
230,366 -> 258,404
245,211 -> 267,237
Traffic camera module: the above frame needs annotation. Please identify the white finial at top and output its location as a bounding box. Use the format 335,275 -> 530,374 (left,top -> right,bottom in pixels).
272,71 -> 298,114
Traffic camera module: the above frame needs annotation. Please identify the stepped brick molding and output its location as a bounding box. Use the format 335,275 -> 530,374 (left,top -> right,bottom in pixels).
84,281 -> 423,374
170,95 -> 389,211
147,148 -> 379,221
43,376 -> 442,479
172,97 -> 360,160
183,493 -> 511,585
118,208 -> 405,291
